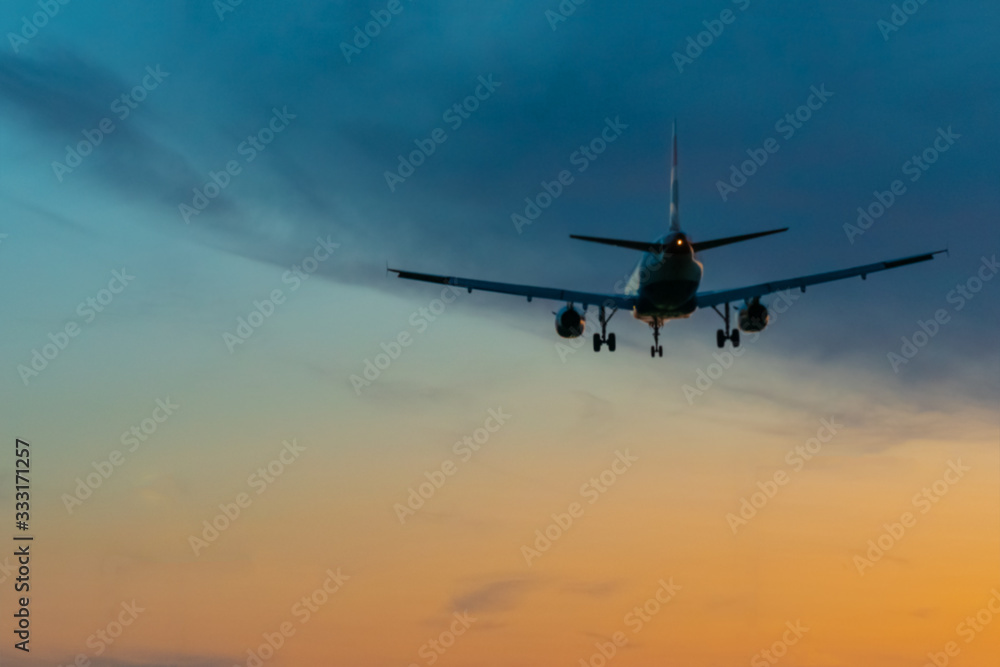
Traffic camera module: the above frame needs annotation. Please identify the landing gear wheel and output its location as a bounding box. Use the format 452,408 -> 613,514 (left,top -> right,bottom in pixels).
650,319 -> 663,359
595,305 -> 617,354
713,303 -> 745,348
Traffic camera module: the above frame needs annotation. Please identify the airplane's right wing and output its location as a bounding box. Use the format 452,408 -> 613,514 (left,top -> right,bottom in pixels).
695,249 -> 947,308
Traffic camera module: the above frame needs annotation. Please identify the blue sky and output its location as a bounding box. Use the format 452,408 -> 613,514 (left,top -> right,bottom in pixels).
1,2 -> 998,666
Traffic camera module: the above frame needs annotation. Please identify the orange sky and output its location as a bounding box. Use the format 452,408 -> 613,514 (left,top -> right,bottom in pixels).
9,279 -> 998,667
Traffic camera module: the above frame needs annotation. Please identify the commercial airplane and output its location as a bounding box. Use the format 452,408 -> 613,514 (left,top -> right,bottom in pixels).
390,124 -> 945,357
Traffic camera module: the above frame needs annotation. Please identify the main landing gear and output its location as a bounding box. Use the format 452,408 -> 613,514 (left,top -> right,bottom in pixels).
650,319 -> 663,357
711,302 -> 740,349
592,305 -> 617,352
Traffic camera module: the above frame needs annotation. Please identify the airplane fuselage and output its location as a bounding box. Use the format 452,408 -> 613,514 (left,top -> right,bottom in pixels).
624,232 -> 702,322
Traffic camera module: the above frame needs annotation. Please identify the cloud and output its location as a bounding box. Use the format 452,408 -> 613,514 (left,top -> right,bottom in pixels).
450,576 -> 542,614
560,579 -> 622,598
0,50 -> 213,209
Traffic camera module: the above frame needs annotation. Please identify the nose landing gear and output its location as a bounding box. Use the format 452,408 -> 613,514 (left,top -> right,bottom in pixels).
650,319 -> 663,357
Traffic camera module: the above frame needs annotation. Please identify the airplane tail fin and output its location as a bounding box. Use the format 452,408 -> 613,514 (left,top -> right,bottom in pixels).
669,119 -> 681,233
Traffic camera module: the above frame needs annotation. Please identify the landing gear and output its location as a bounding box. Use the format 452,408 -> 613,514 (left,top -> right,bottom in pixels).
650,319 -> 663,357
712,302 -> 741,348
592,305 -> 618,352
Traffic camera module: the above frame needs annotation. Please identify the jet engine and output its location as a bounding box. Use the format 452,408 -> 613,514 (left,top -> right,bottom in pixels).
738,297 -> 769,333
555,305 -> 585,338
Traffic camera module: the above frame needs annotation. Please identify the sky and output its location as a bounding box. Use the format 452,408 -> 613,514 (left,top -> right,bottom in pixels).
1,1 -> 998,666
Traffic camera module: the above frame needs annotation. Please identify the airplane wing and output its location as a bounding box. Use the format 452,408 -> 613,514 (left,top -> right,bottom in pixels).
695,249 -> 947,308
389,268 -> 635,309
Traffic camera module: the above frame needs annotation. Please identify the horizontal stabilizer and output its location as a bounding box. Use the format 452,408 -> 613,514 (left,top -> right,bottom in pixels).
691,227 -> 789,252
569,227 -> 788,254
568,235 -> 660,252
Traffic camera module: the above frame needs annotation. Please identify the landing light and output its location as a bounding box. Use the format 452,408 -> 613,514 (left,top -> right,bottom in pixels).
676,239 -> 683,246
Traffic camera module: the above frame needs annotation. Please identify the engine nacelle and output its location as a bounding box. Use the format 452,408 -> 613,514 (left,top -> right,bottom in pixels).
738,298 -> 769,333
555,306 -> 585,338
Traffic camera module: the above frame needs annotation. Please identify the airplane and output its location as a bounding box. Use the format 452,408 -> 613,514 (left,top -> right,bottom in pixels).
390,123 -> 946,357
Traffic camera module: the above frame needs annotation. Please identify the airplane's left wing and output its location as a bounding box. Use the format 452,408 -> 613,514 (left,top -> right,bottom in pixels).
695,249 -> 947,308
389,269 -> 635,309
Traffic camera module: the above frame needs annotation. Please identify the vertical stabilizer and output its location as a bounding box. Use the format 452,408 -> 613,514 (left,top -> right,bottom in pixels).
669,119 -> 681,232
